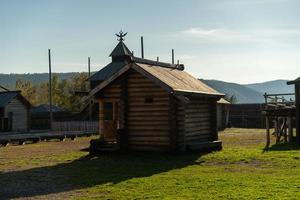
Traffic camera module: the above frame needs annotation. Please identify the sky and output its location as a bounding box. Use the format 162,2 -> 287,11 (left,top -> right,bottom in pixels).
0,0 -> 300,84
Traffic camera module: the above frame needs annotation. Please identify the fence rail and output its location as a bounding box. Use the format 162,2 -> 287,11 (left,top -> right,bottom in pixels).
52,121 -> 99,132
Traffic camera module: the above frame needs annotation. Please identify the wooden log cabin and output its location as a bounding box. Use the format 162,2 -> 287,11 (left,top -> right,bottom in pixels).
88,33 -> 224,152
0,88 -> 31,133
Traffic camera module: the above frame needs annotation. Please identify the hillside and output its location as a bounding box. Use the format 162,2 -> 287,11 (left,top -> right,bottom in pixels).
245,79 -> 294,94
202,79 -> 264,103
0,73 -> 294,104
0,72 -> 89,89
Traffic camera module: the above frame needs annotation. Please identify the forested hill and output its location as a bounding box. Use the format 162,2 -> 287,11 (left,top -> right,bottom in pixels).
0,73 -> 293,104
202,79 -> 264,103
0,72 -> 91,89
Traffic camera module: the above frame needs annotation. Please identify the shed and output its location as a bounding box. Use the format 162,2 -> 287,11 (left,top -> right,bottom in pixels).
217,98 -> 230,130
0,90 -> 31,132
88,34 -> 224,152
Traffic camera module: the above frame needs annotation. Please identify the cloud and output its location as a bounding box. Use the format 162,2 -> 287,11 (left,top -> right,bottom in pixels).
176,28 -> 255,42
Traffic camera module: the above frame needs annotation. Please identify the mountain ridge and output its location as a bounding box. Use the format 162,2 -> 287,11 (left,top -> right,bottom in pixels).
0,73 -> 294,104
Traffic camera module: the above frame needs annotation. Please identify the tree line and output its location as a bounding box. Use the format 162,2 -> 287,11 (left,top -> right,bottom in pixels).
15,73 -> 89,112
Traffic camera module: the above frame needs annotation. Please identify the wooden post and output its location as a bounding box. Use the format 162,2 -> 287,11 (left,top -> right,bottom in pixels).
283,117 -> 287,143
88,57 -> 92,121
296,84 -> 300,145
141,36 -> 144,58
48,49 -> 53,130
172,49 -> 174,64
88,57 -> 91,78
287,116 -> 293,143
266,116 -> 270,148
99,99 -> 104,139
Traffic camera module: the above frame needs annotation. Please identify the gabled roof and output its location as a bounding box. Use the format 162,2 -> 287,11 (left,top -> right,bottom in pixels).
287,77 -> 300,85
109,41 -> 132,57
0,85 -> 9,92
217,98 -> 231,104
135,63 -> 222,96
87,63 -> 223,100
31,104 -> 65,113
90,61 -> 127,81
0,91 -> 31,108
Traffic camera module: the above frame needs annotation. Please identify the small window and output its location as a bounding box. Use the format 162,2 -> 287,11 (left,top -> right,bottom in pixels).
104,102 -> 113,120
144,97 -> 154,103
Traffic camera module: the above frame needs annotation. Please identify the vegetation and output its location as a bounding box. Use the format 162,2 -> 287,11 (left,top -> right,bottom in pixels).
15,73 -> 89,111
1,129 -> 300,199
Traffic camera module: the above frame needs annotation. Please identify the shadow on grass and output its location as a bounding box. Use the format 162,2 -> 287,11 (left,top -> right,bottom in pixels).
0,151 -> 206,199
264,141 -> 300,152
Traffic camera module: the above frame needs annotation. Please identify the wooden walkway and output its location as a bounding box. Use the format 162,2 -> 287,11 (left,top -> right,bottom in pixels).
0,131 -> 96,147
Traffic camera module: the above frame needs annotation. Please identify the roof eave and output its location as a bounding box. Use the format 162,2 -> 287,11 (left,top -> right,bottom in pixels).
173,89 -> 225,99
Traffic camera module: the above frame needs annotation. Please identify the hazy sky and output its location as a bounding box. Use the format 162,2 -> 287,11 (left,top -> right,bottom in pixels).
1,0 -> 299,84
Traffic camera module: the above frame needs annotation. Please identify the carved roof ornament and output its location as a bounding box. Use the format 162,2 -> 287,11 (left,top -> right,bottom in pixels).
115,30 -> 127,41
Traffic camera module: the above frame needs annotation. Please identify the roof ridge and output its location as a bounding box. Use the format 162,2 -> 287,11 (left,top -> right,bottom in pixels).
132,57 -> 185,70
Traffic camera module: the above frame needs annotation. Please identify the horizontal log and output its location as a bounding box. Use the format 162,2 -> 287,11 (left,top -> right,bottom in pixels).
128,121 -> 169,126
185,120 -> 211,126
129,130 -> 169,136
129,97 -> 169,101
185,131 -> 211,137
129,136 -> 170,142
128,116 -> 169,121
185,126 -> 211,134
128,112 -> 169,117
129,92 -> 168,97
129,144 -> 171,151
128,106 -> 169,112
128,102 -> 169,106
128,126 -> 169,131
185,117 -> 211,122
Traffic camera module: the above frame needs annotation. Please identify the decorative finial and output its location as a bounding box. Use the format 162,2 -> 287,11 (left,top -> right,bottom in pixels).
115,30 -> 127,41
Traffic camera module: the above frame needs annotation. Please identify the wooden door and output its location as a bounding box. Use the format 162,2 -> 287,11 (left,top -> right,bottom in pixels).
103,102 -> 119,141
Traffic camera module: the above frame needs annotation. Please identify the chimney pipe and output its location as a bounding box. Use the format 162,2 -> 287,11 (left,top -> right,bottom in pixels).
157,57 -> 159,62
172,49 -> 174,64
141,36 -> 144,58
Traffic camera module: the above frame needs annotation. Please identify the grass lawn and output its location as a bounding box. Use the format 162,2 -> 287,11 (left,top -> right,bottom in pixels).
1,129 -> 300,199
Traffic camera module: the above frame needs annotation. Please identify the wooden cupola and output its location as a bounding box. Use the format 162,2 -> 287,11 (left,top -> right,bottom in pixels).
109,31 -> 132,63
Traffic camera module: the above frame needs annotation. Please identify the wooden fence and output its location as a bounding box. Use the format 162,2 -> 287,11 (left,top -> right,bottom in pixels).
52,121 -> 99,132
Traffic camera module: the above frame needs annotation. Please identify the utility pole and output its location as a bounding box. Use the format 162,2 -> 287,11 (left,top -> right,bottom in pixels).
88,57 -> 91,78
48,49 -> 53,130
88,57 -> 92,121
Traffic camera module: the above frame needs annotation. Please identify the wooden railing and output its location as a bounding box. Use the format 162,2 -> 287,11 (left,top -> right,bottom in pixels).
264,93 -> 295,109
52,121 -> 99,132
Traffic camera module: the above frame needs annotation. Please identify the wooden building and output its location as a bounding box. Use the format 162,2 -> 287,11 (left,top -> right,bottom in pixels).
88,33 -> 224,152
217,98 -> 230,130
0,90 -> 31,132
287,77 -> 300,144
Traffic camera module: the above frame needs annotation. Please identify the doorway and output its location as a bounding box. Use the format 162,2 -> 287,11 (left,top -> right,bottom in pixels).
102,101 -> 119,141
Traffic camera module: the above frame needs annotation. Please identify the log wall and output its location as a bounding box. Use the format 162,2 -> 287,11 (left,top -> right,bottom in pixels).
126,71 -> 171,151
184,98 -> 214,146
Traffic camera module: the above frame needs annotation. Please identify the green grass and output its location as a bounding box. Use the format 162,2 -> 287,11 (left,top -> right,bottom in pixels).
2,129 -> 300,199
